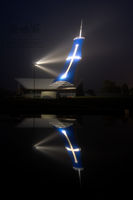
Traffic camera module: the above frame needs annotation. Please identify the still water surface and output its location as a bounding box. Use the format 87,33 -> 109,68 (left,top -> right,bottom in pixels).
0,113 -> 133,196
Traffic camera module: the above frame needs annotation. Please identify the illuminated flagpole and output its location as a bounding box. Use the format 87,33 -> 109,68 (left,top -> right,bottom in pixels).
60,21 -> 83,80
79,20 -> 82,38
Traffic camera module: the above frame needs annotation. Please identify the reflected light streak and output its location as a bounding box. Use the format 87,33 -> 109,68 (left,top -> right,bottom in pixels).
33,132 -> 66,163
35,64 -> 58,77
33,144 -> 68,164
61,130 -> 78,163
73,168 -> 83,186
34,133 -> 57,148
66,147 -> 81,152
34,145 -> 64,152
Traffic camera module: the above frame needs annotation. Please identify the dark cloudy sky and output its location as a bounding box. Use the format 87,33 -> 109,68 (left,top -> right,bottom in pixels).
0,0 -> 133,90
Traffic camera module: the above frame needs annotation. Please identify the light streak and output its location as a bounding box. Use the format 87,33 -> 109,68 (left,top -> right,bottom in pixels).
35,45 -> 68,65
61,130 -> 79,163
35,64 -> 58,77
60,44 -> 79,79
36,56 -> 65,65
34,133 -> 57,148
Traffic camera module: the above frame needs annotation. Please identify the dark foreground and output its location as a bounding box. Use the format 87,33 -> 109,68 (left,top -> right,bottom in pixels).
0,113 -> 133,198
1,96 -> 133,197
0,96 -> 133,114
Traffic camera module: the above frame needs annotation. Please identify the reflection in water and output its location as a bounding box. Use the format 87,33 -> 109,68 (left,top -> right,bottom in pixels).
57,127 -> 83,183
18,115 -> 83,184
50,116 -> 83,184
2,112 -> 133,193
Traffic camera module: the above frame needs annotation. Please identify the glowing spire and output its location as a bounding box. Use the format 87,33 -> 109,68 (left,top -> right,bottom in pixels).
79,20 -> 82,38
53,21 -> 85,84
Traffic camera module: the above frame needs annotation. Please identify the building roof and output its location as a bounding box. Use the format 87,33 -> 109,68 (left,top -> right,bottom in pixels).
16,78 -> 76,90
17,115 -> 75,128
16,78 -> 54,90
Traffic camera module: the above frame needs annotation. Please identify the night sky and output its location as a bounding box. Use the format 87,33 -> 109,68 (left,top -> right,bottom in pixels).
1,0 -> 133,91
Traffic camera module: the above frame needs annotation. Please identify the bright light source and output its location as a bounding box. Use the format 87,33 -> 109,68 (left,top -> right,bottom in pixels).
61,129 -> 67,135
66,56 -> 81,61
35,61 -> 40,65
60,73 -> 67,79
65,147 -> 81,152
34,145 -> 39,149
